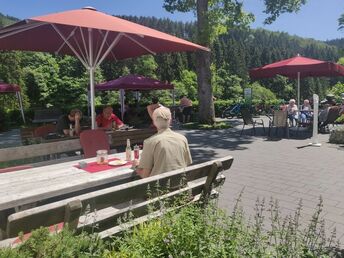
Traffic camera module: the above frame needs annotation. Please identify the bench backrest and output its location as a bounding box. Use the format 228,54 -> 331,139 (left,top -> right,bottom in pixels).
4,156 -> 233,240
1,129 -> 156,164
0,138 -> 82,163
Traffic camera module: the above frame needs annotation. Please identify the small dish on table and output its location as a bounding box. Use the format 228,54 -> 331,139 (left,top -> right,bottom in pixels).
108,159 -> 127,166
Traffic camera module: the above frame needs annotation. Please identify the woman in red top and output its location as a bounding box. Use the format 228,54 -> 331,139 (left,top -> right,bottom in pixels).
96,106 -> 124,129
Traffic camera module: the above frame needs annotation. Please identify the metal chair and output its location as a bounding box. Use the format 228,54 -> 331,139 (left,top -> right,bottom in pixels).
268,110 -> 289,138
240,108 -> 265,136
79,129 -> 110,158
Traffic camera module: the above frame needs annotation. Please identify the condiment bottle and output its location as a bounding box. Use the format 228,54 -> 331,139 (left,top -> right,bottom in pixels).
134,144 -> 140,159
69,124 -> 74,137
125,139 -> 132,161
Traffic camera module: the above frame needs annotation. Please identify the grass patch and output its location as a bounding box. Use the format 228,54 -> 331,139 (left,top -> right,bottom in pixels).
182,121 -> 231,130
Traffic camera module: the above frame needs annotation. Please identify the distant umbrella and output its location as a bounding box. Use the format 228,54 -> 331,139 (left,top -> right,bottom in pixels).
249,54 -> 344,107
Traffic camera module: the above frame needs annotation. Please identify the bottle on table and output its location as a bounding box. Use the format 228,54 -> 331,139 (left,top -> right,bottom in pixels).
134,144 -> 140,160
69,124 -> 74,137
125,139 -> 132,161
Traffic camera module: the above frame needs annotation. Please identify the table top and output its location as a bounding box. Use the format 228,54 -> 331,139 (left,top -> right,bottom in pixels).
0,152 -> 135,211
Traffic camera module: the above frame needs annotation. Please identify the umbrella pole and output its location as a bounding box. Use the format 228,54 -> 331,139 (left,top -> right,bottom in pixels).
17,91 -> 25,123
89,67 -> 96,129
297,72 -> 300,109
89,28 -> 96,129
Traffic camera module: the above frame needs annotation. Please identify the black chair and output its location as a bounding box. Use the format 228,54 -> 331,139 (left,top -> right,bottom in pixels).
319,106 -> 340,133
240,108 -> 265,136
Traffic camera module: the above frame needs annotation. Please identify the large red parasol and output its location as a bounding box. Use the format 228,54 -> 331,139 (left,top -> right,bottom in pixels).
0,7 -> 208,128
249,54 -> 344,107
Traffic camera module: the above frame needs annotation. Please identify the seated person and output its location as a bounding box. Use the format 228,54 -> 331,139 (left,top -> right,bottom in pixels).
179,95 -> 193,123
339,93 -> 344,115
286,99 -> 298,126
147,97 -> 162,120
300,99 -> 313,123
134,107 -> 192,178
96,106 -> 124,130
56,109 -> 82,136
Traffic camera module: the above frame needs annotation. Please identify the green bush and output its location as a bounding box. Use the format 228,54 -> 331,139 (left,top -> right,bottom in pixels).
0,227 -> 106,258
1,196 -> 341,257
107,197 -> 340,258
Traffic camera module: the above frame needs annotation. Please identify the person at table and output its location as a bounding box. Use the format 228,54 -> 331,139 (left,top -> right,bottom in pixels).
339,93 -> 344,115
180,95 -> 193,123
286,99 -> 298,126
56,109 -> 82,136
147,96 -> 162,120
134,106 -> 192,178
96,106 -> 124,130
300,99 -> 313,123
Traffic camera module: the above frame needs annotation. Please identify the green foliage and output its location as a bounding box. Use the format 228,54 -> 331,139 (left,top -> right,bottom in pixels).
0,227 -> 106,258
172,69 -> 198,99
250,81 -> 278,104
163,0 -> 254,43
329,82 -> 344,100
107,197 -> 339,257
263,0 -> 307,25
338,13 -> 344,31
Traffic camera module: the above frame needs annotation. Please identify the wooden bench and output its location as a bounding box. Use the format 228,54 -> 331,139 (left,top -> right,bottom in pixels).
0,156 -> 233,247
0,128 -> 156,167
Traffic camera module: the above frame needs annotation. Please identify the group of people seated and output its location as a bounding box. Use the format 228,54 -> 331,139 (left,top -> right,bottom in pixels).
55,106 -> 124,137
55,94 -> 194,137
278,93 -> 344,129
55,105 -> 192,179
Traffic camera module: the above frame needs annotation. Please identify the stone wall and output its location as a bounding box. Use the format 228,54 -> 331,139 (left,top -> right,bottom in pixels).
329,126 -> 344,144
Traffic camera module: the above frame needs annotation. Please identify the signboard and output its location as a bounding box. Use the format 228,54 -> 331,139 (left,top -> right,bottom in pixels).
244,88 -> 252,101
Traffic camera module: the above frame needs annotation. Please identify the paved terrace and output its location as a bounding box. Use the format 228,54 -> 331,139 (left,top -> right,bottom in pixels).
179,118 -> 344,243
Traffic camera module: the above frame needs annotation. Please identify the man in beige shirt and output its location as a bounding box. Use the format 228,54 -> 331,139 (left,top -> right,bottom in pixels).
135,106 -> 192,178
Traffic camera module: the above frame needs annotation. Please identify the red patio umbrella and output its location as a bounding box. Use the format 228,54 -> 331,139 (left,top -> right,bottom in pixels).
95,74 -> 174,91
0,7 -> 208,128
249,54 -> 344,107
0,83 -> 25,123
95,74 -> 174,121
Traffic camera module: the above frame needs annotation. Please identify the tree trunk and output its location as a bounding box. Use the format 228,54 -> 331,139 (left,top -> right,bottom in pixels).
196,0 -> 215,124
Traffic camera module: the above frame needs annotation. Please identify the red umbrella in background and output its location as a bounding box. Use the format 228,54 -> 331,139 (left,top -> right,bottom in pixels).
0,7 -> 208,128
249,54 -> 344,107
95,74 -> 174,121
95,74 -> 174,91
0,83 -> 25,123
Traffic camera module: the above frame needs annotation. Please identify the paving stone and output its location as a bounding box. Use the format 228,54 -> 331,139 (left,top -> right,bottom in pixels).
179,120 -> 344,246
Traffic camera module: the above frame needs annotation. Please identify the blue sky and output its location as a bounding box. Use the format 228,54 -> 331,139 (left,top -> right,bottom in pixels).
0,0 -> 343,41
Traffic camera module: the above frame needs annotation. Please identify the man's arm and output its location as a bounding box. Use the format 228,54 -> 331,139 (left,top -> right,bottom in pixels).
74,112 -> 81,136
136,168 -> 151,178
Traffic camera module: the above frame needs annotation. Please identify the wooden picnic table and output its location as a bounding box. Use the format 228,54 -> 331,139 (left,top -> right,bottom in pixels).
0,152 -> 137,212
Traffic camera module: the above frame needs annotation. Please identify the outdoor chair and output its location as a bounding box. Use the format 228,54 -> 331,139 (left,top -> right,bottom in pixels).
319,106 -> 340,133
296,111 -> 313,136
240,108 -> 265,136
79,129 -> 110,158
268,110 -> 289,138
